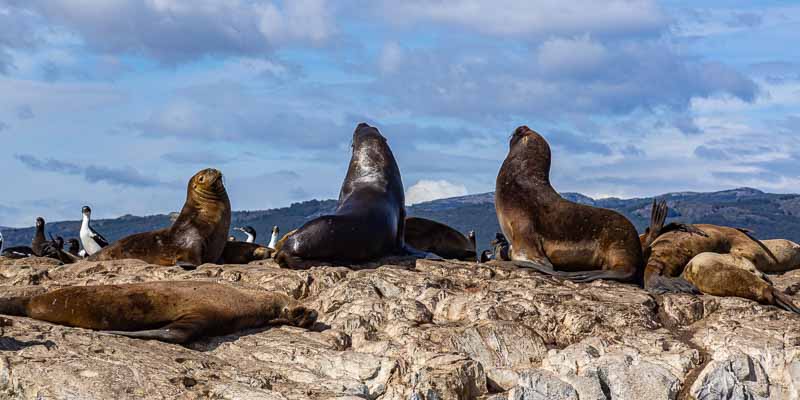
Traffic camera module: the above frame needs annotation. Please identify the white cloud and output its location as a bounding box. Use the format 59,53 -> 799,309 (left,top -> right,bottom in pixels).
14,0 -> 336,63
379,0 -> 666,38
405,179 -> 468,205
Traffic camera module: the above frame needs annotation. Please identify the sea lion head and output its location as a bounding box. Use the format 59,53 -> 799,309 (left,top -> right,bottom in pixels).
188,168 -> 227,201
352,122 -> 387,145
35,217 -> 44,228
342,122 -> 401,197
507,125 -> 551,183
281,305 -> 318,329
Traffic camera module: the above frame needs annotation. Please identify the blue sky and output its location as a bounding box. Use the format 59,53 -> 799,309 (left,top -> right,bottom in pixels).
1,0 -> 799,227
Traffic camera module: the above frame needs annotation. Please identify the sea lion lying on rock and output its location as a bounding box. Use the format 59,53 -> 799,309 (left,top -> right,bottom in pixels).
645,224 -> 800,313
404,217 -> 477,261
0,281 -> 317,343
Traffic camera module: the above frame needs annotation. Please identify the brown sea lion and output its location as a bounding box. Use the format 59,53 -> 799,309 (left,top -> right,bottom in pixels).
495,126 -> 656,283
643,223 -> 800,310
218,241 -> 274,264
275,123 -> 433,268
0,281 -> 317,343
31,217 -> 46,256
404,217 -> 477,261
89,169 -> 231,268
681,252 -> 799,314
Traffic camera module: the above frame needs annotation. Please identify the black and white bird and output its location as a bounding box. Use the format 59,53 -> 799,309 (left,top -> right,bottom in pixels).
0,220 -> 37,259
67,238 -> 81,256
79,206 -> 108,256
235,226 -> 257,243
267,226 -> 280,249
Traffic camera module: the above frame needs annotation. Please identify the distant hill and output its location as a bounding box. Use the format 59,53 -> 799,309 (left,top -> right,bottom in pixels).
3,188 -> 800,252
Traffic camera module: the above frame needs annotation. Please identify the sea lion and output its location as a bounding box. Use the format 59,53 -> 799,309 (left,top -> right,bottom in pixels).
31,217 -> 46,256
89,168 -> 231,267
681,252 -> 799,314
495,126 -> 656,283
644,224 -> 783,294
218,241 -> 274,264
275,123 -> 429,268
403,217 -> 477,261
0,281 -> 317,343
759,239 -> 800,273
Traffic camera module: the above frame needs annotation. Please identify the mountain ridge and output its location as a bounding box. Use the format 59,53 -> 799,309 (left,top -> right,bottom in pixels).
3,187 -> 800,252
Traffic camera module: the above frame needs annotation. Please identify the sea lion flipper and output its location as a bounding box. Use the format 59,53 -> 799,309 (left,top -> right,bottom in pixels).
646,275 -> 701,295
402,244 -> 443,260
510,259 -> 574,277
105,313 -> 208,343
562,269 -> 637,283
175,261 -> 198,271
772,290 -> 800,315
104,327 -> 194,344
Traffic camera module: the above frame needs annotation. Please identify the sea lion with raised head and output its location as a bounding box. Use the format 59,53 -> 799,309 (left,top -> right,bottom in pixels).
495,126 -> 663,283
31,217 -> 46,256
275,123 -> 431,268
89,168 -> 231,268
404,217 -> 477,261
0,281 -> 317,343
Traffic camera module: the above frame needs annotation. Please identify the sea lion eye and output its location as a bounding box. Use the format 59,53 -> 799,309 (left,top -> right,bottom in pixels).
198,176 -> 205,183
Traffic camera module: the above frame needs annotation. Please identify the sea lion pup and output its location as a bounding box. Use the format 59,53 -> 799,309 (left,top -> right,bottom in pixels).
218,241 -> 274,264
682,252 -> 800,314
0,281 -> 317,344
644,224 -> 782,294
275,123 -> 430,268
495,126 -> 660,283
403,217 -> 477,261
89,168 -> 231,268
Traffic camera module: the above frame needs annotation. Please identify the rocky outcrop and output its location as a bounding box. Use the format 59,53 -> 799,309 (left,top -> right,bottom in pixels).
0,256 -> 798,399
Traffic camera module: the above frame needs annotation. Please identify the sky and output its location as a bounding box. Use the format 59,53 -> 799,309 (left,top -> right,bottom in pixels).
1,0 -> 799,227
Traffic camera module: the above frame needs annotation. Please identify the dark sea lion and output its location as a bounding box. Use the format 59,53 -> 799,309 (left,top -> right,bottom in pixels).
218,241 -> 273,264
89,169 -> 231,267
495,126 -> 653,283
31,217 -> 46,256
404,217 -> 477,261
0,281 -> 317,343
275,123 -> 428,268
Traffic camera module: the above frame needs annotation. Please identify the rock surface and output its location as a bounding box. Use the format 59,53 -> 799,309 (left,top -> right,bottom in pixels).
0,256 -> 798,399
